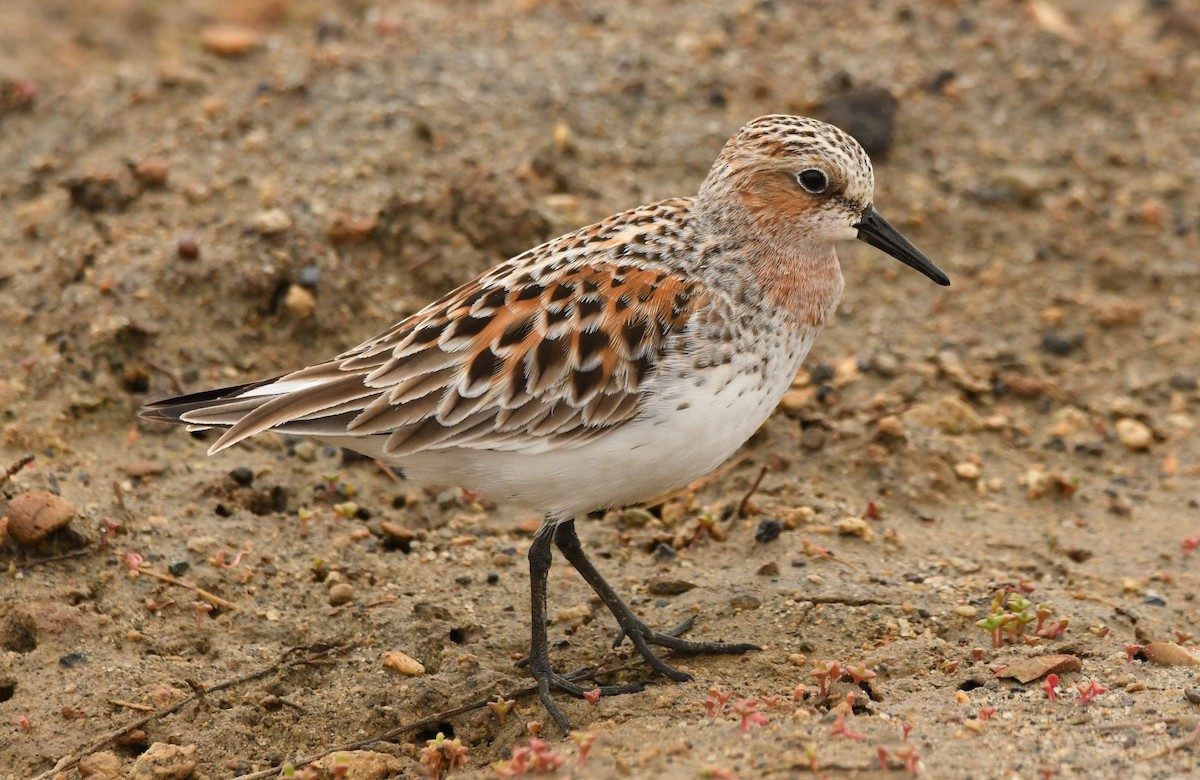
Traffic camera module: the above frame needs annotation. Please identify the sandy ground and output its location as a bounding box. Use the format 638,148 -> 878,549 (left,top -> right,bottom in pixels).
2,1 -> 1200,778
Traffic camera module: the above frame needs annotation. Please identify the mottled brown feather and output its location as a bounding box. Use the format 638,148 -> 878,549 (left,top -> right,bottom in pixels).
204,250 -> 706,456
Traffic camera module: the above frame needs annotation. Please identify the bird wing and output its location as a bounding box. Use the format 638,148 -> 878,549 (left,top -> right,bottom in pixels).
144,204 -> 708,458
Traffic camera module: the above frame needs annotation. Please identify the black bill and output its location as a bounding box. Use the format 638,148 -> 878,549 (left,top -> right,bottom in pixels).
855,205 -> 950,287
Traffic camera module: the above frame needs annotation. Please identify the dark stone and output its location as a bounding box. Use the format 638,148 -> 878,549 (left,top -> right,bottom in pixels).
814,86 -> 900,161
59,652 -> 88,667
754,519 -> 784,543
1041,332 -> 1083,356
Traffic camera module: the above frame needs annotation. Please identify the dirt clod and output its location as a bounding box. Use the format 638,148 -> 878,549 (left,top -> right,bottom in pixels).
4,490 -> 75,545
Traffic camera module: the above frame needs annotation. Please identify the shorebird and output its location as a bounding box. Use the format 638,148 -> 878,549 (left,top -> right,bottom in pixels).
143,114 -> 949,731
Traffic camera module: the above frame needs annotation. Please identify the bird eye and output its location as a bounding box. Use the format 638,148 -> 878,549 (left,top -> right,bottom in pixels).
797,168 -> 828,194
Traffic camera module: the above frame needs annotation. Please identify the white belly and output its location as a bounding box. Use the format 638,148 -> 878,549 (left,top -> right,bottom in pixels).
322,330 -> 819,520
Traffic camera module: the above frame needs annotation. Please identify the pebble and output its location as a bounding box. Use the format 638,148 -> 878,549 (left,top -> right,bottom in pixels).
754,518 -> 783,543
298,265 -> 322,289
1115,418 -> 1153,451
554,604 -> 591,625
1141,642 -> 1199,666
176,234 -> 200,260
954,605 -> 978,618
904,396 -> 984,435
779,387 -> 815,412
284,284 -> 317,319
5,491 -> 75,545
382,650 -> 425,676
253,208 -> 292,235
815,86 -> 898,160
327,213 -> 378,245
78,750 -> 122,779
309,751 -> 405,780
836,515 -> 874,541
800,426 -> 827,451
128,742 -> 197,780
647,576 -> 696,595
756,561 -> 780,576
874,414 -> 906,440
200,25 -> 260,57
185,536 -> 218,554
328,583 -> 355,606
1041,332 -> 1082,356
379,521 -> 416,544
1185,687 -> 1200,704
1168,374 -> 1198,391
954,461 -> 981,480
872,352 -> 900,377
133,157 -> 170,187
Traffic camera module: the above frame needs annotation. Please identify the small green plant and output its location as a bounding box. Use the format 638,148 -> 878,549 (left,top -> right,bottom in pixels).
977,590 -> 1069,647
487,695 -> 516,726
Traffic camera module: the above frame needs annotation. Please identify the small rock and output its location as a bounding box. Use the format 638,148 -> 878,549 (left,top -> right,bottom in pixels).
133,157 -> 170,187
620,507 -> 655,527
999,371 -> 1046,398
815,86 -> 898,160
176,233 -> 200,260
379,521 -> 416,551
1184,687 -> 1200,704
872,352 -> 900,377
779,387 -> 815,412
954,605 -> 978,618
800,426 -> 827,451
5,491 -> 75,545
1094,301 -> 1144,327
328,583 -> 355,606
836,515 -> 874,541
1142,642 -> 1199,667
298,265 -> 321,289
185,536 -> 218,554
647,576 -> 695,596
229,467 -> 254,487
729,593 -> 762,610
554,604 -> 591,625
200,25 -> 260,57
756,561 -> 780,576
954,461 -> 981,480
904,396 -> 984,435
1115,418 -> 1153,451
310,751 -> 405,780
1041,332 -> 1083,357
382,650 -> 425,676
253,208 -> 292,235
284,284 -> 317,319
874,414 -> 906,440
327,212 -> 378,245
1169,374 -> 1199,391
79,750 -> 122,780
755,518 -> 784,543
128,742 -> 197,780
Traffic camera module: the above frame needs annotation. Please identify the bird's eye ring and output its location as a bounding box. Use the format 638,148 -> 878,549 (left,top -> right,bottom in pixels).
797,168 -> 828,194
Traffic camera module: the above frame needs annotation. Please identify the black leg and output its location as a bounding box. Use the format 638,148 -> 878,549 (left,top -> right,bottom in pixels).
552,519 -> 758,680
525,517 -> 650,734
